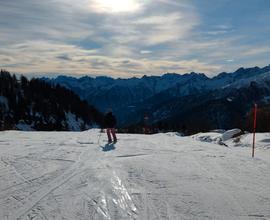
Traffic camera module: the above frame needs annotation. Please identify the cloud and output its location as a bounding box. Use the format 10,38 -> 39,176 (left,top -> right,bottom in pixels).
0,0 -> 269,77
132,12 -> 198,45
140,50 -> 152,54
89,0 -> 142,13
241,47 -> 270,56
56,54 -> 72,61
0,39 -> 222,77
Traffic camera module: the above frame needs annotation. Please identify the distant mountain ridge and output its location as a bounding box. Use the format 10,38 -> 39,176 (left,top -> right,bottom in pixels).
44,64 -> 270,132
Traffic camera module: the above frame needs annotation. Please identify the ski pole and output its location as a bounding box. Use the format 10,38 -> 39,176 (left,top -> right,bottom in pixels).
97,129 -> 102,145
252,104 -> 257,158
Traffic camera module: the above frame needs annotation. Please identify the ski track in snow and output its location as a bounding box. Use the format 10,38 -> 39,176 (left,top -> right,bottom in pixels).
0,130 -> 270,219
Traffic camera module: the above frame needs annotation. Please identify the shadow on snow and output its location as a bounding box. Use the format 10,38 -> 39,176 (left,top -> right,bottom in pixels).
102,143 -> 116,152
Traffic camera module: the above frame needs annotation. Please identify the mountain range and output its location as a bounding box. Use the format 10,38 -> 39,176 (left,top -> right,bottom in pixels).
44,65 -> 270,133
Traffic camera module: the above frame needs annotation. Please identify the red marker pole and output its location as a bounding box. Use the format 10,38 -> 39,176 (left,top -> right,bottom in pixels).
252,104 -> 257,158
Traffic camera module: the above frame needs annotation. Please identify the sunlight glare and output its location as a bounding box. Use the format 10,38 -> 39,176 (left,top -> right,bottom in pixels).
91,0 -> 141,13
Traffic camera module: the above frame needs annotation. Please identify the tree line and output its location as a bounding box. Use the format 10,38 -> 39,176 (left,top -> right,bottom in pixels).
0,70 -> 104,131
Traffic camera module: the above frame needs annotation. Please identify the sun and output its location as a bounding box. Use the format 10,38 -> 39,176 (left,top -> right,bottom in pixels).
91,0 -> 141,13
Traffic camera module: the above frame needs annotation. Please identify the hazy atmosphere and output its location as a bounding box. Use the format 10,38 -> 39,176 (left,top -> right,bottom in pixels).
1,0 -> 270,77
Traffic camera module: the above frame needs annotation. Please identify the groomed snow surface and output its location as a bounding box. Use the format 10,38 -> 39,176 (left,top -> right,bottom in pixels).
0,130 -> 270,220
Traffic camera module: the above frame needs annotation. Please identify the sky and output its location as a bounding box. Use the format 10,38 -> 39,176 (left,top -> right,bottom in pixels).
0,0 -> 270,78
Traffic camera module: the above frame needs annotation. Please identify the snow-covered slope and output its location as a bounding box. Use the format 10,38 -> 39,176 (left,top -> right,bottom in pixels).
1,130 -> 270,219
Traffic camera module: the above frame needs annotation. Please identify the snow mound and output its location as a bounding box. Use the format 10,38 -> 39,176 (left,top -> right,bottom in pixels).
221,129 -> 242,141
164,132 -> 183,137
16,121 -> 35,131
193,132 -> 225,145
193,129 -> 242,147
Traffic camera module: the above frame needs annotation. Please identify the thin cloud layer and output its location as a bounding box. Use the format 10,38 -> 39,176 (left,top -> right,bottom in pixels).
90,0 -> 142,13
0,0 -> 269,77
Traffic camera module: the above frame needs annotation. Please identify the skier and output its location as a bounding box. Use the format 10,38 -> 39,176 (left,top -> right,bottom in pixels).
104,109 -> 117,143
143,114 -> 151,134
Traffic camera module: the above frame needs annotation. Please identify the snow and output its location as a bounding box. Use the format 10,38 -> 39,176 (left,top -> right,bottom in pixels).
223,71 -> 270,90
0,130 -> 270,219
221,129 -> 242,141
16,121 -> 35,131
0,95 -> 9,111
52,68 -> 270,101
65,111 -> 85,131
193,129 -> 242,145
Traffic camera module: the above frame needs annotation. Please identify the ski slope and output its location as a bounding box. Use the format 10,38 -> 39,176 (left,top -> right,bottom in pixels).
0,130 -> 270,220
